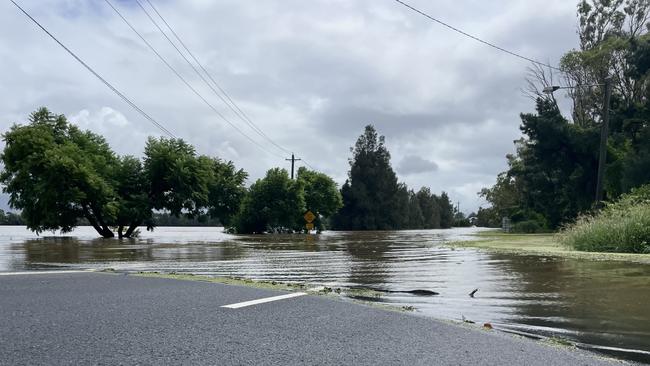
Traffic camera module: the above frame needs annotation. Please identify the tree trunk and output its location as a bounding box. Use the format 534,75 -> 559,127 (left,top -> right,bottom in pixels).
124,222 -> 140,238
82,205 -> 114,238
90,203 -> 114,238
117,225 -> 124,239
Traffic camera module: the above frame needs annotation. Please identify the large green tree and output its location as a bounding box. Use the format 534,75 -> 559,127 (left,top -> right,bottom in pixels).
296,166 -> 343,231
233,168 -> 305,233
1,108 -> 120,237
332,125 -> 401,230
332,125 -> 457,231
1,108 -> 247,238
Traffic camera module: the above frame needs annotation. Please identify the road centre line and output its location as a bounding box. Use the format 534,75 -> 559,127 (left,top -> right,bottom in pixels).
221,292 -> 307,309
0,270 -> 95,276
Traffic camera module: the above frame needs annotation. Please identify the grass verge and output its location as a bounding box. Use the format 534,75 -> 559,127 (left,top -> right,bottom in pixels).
447,230 -> 650,264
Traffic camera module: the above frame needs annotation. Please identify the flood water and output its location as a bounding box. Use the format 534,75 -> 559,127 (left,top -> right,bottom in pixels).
1,226 -> 649,362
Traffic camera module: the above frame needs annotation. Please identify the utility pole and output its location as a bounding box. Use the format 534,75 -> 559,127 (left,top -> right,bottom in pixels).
595,77 -> 612,206
543,77 -> 612,207
285,153 -> 301,179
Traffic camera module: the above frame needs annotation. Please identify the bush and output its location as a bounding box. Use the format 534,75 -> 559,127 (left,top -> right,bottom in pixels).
559,185 -> 650,253
512,220 -> 543,233
509,210 -> 550,233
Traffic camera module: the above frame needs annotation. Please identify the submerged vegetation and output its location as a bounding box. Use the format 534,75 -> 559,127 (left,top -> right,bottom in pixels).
560,185 -> 650,253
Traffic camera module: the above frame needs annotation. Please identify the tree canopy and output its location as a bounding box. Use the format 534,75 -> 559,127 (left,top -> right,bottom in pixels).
1,108 -> 247,238
232,167 -> 342,234
481,0 -> 650,231
332,125 -> 454,230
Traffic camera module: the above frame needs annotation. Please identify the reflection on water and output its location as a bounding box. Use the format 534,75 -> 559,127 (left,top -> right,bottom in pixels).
1,226 -> 649,361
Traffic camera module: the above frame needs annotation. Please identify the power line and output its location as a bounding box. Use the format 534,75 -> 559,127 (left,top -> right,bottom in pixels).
140,0 -> 293,156
104,0 -> 285,159
9,0 -> 176,138
301,159 -> 317,171
393,0 -> 562,71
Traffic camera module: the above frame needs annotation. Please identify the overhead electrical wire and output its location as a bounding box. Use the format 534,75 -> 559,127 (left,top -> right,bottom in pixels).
11,0 -> 323,171
9,0 -> 176,138
393,0 -> 562,71
139,0 -> 293,156
301,159 -> 317,170
104,0 -> 285,159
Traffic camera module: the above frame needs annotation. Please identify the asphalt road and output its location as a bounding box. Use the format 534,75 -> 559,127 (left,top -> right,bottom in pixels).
0,272 -> 631,365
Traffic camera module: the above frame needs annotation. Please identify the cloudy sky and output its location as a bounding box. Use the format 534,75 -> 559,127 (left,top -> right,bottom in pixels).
0,0 -> 579,213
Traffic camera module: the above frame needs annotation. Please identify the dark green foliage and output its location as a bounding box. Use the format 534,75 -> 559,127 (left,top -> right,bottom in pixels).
152,212 -> 221,226
517,100 -> 600,228
332,125 -> 455,230
474,207 -> 500,227
407,190 -> 425,229
232,167 -> 342,234
207,159 -> 248,227
233,168 -> 305,233
296,167 -> 343,231
482,1 -> 650,231
416,188 -> 441,229
1,108 -> 119,237
0,210 -> 25,225
113,155 -> 152,236
512,220 -> 544,233
453,211 -> 472,227
481,100 -> 600,230
333,125 -> 400,230
1,108 -> 247,238
438,192 -> 454,228
144,138 -> 211,217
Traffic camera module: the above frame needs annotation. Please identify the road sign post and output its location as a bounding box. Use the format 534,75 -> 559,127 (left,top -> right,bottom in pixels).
304,210 -> 316,232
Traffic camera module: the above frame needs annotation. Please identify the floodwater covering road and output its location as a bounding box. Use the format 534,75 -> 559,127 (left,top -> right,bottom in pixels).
1,226 -> 649,362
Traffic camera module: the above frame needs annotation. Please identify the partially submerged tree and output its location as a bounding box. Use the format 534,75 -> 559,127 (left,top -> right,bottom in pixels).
1,108 -> 120,237
1,108 -> 247,238
233,168 -> 305,233
296,167 -> 342,231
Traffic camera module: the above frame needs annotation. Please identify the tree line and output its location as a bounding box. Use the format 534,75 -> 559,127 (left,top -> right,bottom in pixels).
0,109 -> 455,237
478,0 -> 650,232
331,125 -> 455,230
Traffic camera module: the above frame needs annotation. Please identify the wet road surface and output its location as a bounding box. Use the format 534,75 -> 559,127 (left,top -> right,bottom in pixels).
0,272 -> 633,366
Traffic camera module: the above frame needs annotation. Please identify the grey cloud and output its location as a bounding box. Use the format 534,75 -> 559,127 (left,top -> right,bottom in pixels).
397,155 -> 439,175
0,0 -> 581,212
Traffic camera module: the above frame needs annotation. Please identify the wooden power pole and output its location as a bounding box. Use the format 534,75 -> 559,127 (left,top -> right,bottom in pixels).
595,77 -> 612,206
285,153 -> 301,179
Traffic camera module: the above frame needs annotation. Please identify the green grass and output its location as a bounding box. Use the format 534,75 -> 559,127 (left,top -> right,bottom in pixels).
559,203 -> 650,253
559,184 -> 650,254
447,230 -> 650,263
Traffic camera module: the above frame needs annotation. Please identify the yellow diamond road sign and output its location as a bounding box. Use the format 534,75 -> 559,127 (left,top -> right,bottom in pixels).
304,210 -> 316,223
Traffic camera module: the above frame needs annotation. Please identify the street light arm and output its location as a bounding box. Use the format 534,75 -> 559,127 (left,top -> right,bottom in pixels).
543,83 -> 606,94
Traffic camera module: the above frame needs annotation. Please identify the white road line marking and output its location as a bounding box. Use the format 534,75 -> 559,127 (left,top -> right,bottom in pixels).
0,270 -> 95,276
221,292 -> 307,309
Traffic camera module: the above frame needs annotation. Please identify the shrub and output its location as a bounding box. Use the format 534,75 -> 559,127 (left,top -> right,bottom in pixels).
559,185 -> 650,253
513,220 -> 542,233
